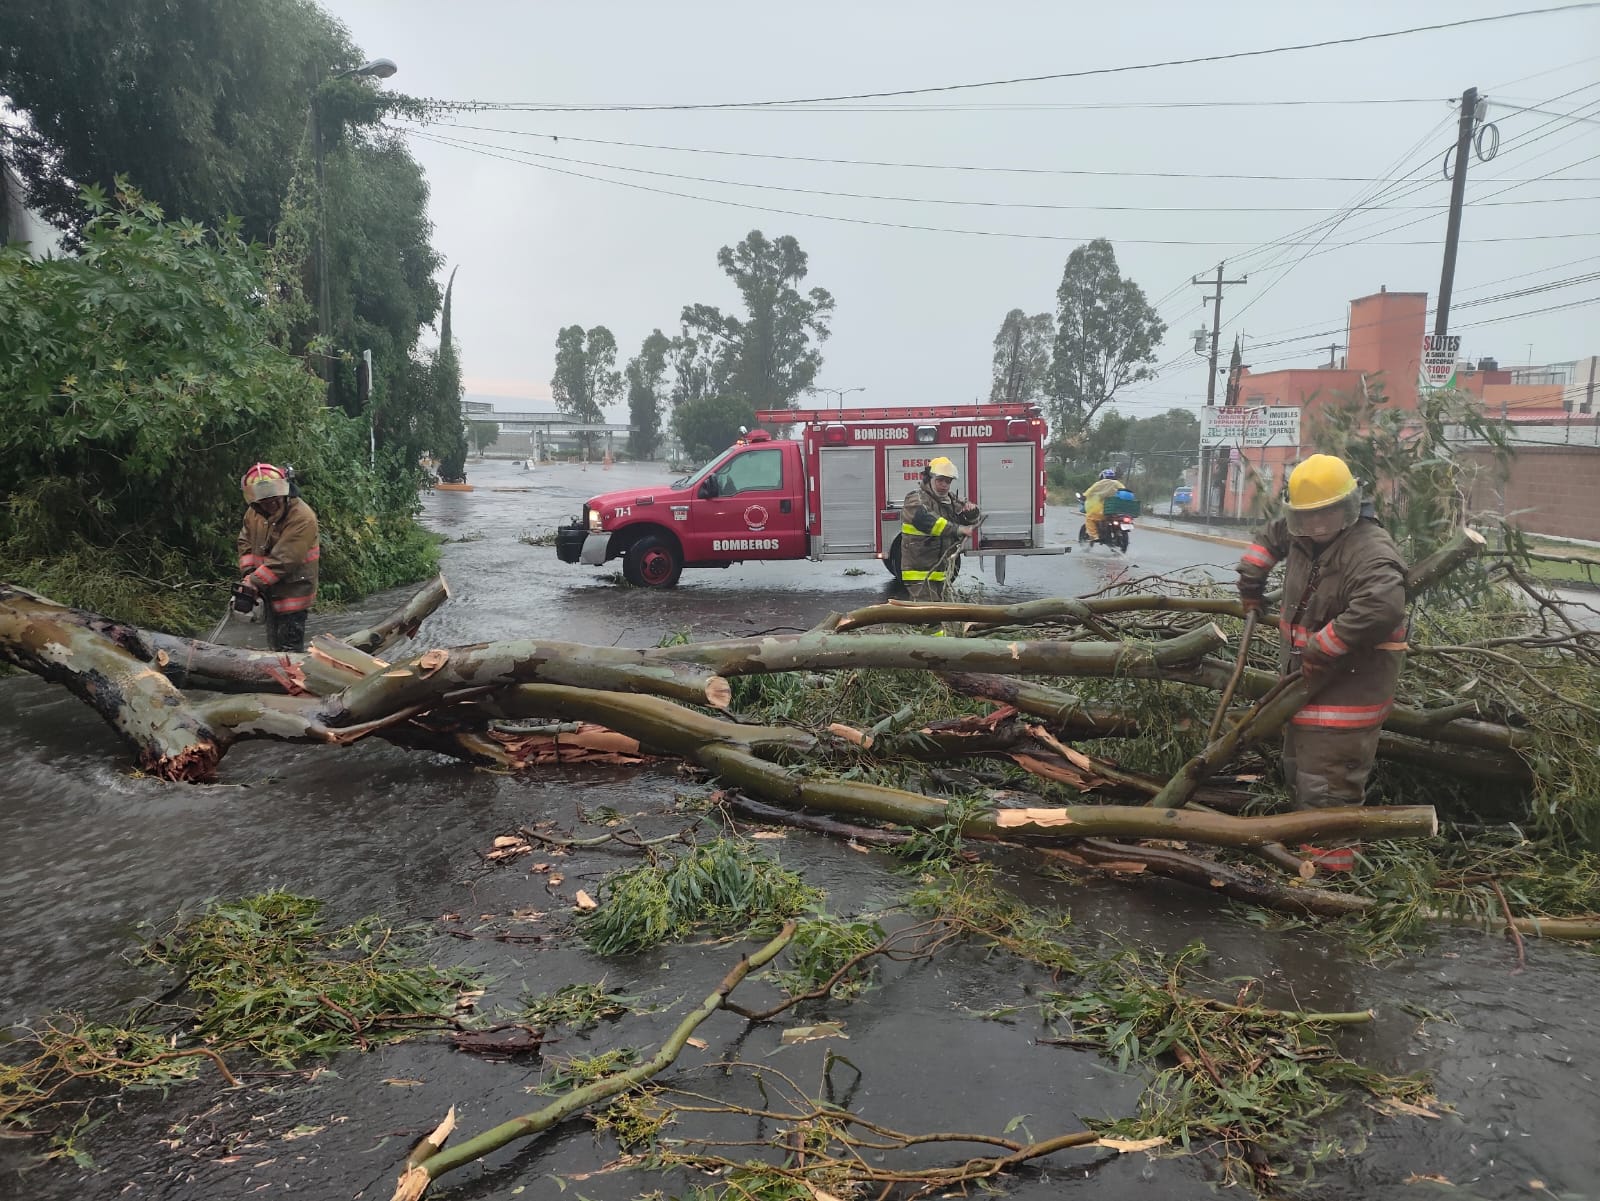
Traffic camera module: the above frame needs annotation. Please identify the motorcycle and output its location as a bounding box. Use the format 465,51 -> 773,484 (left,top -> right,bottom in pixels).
1074,492 -> 1133,553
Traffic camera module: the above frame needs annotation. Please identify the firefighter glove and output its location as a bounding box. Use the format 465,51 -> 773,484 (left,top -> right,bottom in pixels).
1237,574 -> 1266,614
1299,642 -> 1335,679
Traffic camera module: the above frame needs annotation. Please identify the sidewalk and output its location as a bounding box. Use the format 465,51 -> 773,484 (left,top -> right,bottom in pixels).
1140,514 -> 1252,549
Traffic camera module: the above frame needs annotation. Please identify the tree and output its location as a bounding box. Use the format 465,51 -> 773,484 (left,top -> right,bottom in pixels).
1048,239 -> 1166,437
1123,408 -> 1200,494
626,330 -> 672,459
989,310 -> 1054,405
0,186 -> 436,629
469,422 -> 499,456
0,0 -> 355,239
551,325 -> 622,456
672,395 -> 757,463
681,231 -> 835,412
670,306 -> 727,410
1077,410 -> 1133,472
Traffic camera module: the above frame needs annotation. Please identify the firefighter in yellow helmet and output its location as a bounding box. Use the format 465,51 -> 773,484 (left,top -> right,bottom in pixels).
900,455 -> 981,602
235,463 -> 321,652
1236,454 -> 1408,868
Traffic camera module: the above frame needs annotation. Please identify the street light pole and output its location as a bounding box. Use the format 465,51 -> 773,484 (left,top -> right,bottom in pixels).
311,58 -> 398,407
818,386 -> 866,412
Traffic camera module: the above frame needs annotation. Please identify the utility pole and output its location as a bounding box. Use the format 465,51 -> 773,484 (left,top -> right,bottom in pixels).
1434,86 -> 1480,337
1193,263 -> 1247,519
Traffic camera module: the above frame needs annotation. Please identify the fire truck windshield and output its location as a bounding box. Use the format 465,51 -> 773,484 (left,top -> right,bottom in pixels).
672,448 -> 734,491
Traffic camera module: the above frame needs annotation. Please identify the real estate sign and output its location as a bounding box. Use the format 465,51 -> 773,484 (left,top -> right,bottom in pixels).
1199,405 -> 1302,448
1419,333 -> 1461,392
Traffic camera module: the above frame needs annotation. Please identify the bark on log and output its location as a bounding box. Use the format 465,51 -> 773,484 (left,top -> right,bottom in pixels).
343,575 -> 451,652
654,623 -> 1228,679
0,587 -> 220,779
695,744 -> 1436,849
832,595 -> 1244,633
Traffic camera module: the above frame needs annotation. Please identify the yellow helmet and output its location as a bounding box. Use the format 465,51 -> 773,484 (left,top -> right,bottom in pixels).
927,456 -> 959,480
1287,454 -> 1357,511
1286,454 -> 1359,540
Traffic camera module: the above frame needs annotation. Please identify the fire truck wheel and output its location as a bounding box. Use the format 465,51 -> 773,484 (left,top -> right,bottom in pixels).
884,536 -> 903,577
623,535 -> 682,588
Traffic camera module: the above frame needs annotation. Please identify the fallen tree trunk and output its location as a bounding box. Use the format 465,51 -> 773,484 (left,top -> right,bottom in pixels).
654,622 -> 1228,678
695,744 -> 1437,850
0,585 -> 221,779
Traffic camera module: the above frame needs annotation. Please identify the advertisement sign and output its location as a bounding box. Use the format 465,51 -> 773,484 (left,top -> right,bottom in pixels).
1199,406 -> 1301,449
1419,333 -> 1461,392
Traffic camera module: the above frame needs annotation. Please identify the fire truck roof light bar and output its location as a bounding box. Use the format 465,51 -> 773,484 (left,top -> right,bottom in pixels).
756,404 -> 1038,424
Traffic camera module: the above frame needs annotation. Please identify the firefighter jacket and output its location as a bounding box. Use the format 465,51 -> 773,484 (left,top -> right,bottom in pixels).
238,498 -> 320,614
1237,516 -> 1407,732
900,485 -> 979,584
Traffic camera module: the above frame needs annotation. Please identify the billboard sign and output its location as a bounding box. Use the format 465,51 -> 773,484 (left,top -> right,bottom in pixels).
1199,406 -> 1301,449
1419,333 -> 1461,392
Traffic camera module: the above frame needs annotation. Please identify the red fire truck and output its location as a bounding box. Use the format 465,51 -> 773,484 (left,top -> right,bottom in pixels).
554,404 -> 1067,587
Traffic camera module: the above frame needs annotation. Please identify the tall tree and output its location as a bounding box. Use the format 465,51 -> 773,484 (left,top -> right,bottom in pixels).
551,325 -> 622,456
0,0 -> 353,239
672,395 -> 757,463
670,305 -> 727,410
1048,238 -> 1166,437
685,231 -> 835,412
989,309 -> 1054,405
425,268 -> 468,483
625,330 -> 672,459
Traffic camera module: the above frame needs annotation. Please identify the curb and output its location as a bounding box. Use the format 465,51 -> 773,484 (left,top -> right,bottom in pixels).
1141,519 -> 1252,550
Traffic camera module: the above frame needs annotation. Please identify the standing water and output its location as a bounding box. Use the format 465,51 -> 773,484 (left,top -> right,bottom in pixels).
0,459 -> 1594,1199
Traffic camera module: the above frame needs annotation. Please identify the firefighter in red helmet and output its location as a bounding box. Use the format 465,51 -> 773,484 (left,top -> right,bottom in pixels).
235,463 -> 320,652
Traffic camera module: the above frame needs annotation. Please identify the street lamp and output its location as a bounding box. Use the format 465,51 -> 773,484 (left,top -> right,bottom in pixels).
818,386 -> 866,412
340,58 -> 398,79
311,58 -> 399,405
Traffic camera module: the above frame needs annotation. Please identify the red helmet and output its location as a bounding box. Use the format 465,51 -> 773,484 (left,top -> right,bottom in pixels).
241,462 -> 290,503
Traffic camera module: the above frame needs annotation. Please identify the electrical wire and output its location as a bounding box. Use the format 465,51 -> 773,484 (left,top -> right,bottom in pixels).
396,127 -> 1597,215
406,129 -> 1600,249
400,120 -> 1600,185
427,4 -> 1600,112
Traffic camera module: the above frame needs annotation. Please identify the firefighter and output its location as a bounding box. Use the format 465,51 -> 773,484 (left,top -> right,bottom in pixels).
1236,454 -> 1408,862
1082,468 -> 1122,542
236,462 -> 321,653
900,456 -> 981,602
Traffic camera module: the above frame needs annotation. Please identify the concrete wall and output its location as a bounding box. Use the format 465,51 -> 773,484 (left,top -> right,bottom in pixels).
1458,444 -> 1600,540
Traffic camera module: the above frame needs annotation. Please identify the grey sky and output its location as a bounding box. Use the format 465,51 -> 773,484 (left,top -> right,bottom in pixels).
323,0 -> 1600,419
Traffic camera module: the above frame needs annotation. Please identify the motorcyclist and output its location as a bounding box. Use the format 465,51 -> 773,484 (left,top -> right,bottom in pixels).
1082,468 -> 1122,542
236,462 -> 320,653
900,456 -> 981,602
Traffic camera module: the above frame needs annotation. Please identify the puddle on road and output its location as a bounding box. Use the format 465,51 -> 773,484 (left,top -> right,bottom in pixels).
0,458 -> 1594,1199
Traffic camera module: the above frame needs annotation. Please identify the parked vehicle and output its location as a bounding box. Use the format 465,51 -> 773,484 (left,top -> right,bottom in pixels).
555,404 -> 1068,587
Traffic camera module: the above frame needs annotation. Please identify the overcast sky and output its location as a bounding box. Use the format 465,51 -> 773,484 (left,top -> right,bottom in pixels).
322,0 -> 1600,418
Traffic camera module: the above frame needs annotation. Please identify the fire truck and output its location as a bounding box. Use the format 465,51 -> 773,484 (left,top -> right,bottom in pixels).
554,404 -> 1067,587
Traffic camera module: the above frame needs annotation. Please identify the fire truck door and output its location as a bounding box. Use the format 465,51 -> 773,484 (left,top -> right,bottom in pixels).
975,443 -> 1035,544
689,446 -> 804,560
817,448 -> 877,554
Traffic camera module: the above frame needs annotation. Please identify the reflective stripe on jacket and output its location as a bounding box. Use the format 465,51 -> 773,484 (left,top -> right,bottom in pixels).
1236,515 -> 1407,731
900,485 -> 976,583
237,497 -> 320,610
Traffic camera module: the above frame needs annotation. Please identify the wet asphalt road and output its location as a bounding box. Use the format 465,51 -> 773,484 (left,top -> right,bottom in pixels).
0,457 -> 1596,1201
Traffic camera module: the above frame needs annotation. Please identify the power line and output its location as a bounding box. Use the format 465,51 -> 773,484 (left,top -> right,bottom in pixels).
406,129 -> 1600,249
428,4 -> 1600,112
404,120 -> 1600,185
395,127 -> 1597,215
